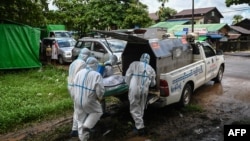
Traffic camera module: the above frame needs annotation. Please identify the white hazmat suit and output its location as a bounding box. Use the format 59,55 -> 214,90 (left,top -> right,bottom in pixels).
68,48 -> 91,136
125,53 -> 156,132
71,57 -> 105,141
103,55 -> 118,78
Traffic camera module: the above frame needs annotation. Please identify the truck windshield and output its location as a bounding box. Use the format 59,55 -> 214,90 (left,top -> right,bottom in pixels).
103,40 -> 127,53
54,32 -> 71,38
57,40 -> 75,48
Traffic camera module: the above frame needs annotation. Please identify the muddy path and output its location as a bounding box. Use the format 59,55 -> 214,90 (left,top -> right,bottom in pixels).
1,55 -> 250,141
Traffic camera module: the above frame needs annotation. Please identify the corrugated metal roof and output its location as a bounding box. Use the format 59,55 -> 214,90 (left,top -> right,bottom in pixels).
230,26 -> 250,34
234,18 -> 250,30
228,34 -> 241,39
150,20 -> 189,29
167,23 -> 228,33
174,7 -> 223,18
175,7 -> 215,16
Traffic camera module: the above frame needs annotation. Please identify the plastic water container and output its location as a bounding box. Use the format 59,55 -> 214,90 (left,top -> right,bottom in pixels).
97,63 -> 105,76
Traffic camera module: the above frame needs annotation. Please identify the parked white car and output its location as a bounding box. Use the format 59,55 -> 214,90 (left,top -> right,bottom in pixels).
41,37 -> 76,64
72,37 -> 127,64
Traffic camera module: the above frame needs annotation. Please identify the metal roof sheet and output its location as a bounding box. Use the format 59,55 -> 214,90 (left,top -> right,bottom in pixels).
150,20 -> 189,29
167,23 -> 228,33
174,7 -> 223,18
230,26 -> 250,34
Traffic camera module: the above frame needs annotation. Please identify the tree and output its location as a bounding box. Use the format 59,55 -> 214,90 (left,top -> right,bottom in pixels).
156,0 -> 175,21
121,1 -> 153,28
158,0 -> 168,7
156,7 -> 177,21
225,0 -> 250,7
82,0 -> 125,31
50,0 -> 88,33
0,0 -> 154,34
232,15 -> 243,25
0,0 -> 48,27
72,0 -> 152,31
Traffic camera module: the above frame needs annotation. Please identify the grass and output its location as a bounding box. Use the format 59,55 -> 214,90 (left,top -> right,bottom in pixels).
181,104 -> 203,113
0,65 -> 73,133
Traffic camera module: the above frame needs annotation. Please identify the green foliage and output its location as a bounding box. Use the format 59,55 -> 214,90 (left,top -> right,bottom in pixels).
83,0 -> 125,30
232,14 -> 243,25
0,0 -> 48,27
0,0 -> 156,35
121,2 -> 153,28
225,0 -> 250,7
157,7 -> 177,22
0,66 -> 72,133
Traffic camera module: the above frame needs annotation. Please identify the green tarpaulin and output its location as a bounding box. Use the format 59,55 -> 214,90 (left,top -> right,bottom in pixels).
46,24 -> 65,31
0,23 -> 41,69
198,36 -> 207,41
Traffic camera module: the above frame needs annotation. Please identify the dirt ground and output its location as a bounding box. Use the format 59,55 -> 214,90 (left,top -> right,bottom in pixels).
1,54 -> 250,141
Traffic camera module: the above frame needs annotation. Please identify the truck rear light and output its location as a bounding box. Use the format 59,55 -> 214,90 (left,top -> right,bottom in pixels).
160,79 -> 169,97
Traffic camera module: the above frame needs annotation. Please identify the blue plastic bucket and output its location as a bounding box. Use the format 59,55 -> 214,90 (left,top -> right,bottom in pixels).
97,63 -> 105,76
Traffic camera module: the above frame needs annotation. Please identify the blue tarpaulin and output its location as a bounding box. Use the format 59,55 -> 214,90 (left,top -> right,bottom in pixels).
207,34 -> 223,39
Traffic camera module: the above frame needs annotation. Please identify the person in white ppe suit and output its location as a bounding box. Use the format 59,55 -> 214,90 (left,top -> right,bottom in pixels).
125,53 -> 156,135
68,48 -> 91,137
71,57 -> 105,141
103,55 -> 118,78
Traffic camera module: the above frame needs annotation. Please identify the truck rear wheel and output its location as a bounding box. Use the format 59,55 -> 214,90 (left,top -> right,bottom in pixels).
179,84 -> 192,107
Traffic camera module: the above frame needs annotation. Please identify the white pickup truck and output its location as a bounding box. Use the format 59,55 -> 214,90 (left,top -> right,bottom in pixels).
152,40 -> 225,107
97,30 -> 225,107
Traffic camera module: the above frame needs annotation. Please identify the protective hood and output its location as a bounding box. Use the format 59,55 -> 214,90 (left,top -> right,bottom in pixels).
78,48 -> 90,61
104,55 -> 118,66
140,53 -> 150,64
86,57 -> 99,71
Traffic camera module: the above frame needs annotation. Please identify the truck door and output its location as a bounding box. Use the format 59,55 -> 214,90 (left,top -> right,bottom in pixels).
202,45 -> 217,81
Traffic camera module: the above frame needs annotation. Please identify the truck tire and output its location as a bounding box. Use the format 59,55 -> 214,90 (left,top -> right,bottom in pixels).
58,55 -> 64,65
179,83 -> 192,107
214,66 -> 224,83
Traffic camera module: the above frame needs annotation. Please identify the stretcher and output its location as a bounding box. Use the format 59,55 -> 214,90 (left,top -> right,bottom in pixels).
103,75 -> 129,97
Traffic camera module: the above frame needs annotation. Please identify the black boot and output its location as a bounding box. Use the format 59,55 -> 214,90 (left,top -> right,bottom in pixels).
70,130 -> 78,137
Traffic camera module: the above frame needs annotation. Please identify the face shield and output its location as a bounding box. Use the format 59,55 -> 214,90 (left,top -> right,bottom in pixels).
86,57 -> 99,71
140,53 -> 150,64
78,48 -> 91,61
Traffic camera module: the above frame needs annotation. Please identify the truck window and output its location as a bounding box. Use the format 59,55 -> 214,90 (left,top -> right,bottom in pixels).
81,41 -> 92,49
203,45 -> 215,58
192,43 -> 200,54
93,42 -> 106,53
75,41 -> 83,48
